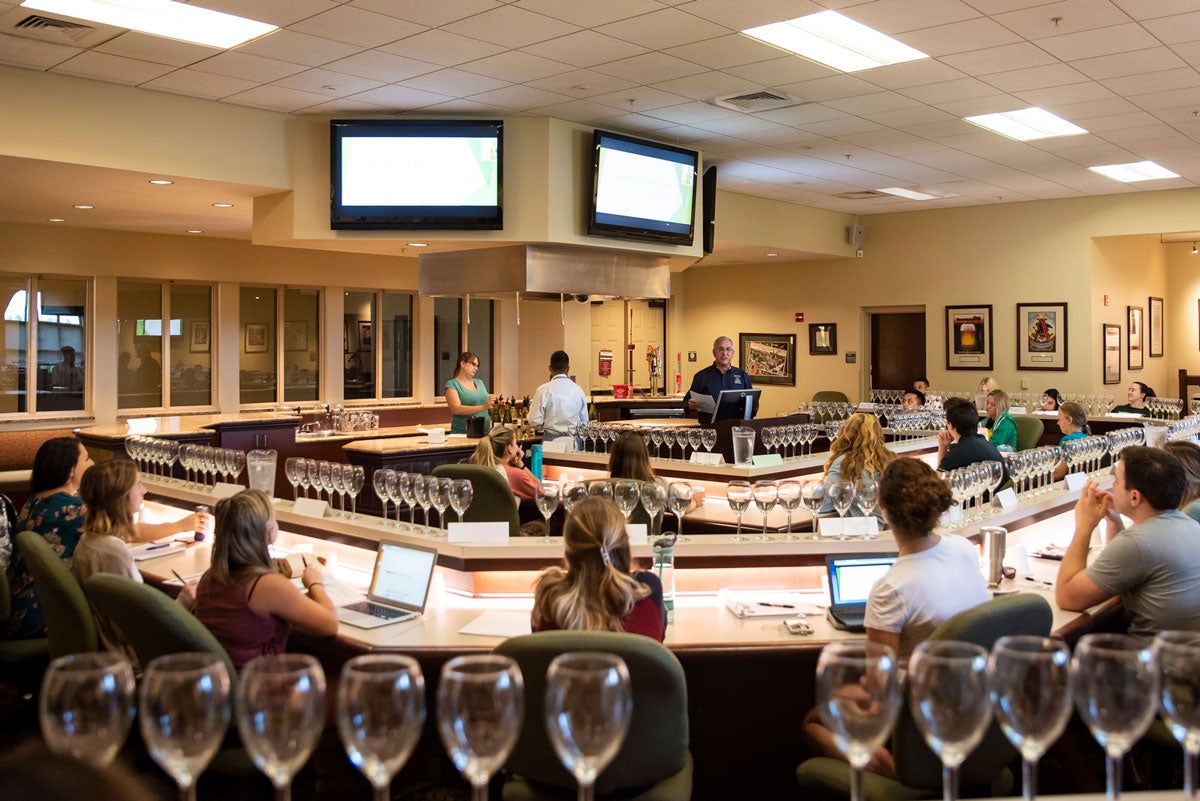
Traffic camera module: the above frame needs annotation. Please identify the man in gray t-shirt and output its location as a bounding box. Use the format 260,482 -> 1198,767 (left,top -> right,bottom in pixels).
1057,446 -> 1200,637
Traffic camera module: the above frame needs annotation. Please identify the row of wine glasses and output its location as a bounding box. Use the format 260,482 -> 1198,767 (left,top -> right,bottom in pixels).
945,461 -> 1005,527
282,458 -> 365,518
1107,426 -> 1145,458
370,469 -> 473,536
1167,415 -> 1200,442
885,410 -> 946,439
1060,436 -> 1110,477
761,424 -> 822,458
533,479 -> 694,542
1006,448 -> 1062,499
725,479 -> 807,542
179,444 -> 245,489
818,631 -> 1200,801
1147,396 -> 1186,420
124,436 -> 181,482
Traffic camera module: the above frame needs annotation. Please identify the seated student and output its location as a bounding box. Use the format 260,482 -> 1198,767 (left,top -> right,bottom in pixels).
1041,388 -> 1062,411
1056,446 -> 1200,638
901,388 -> 925,410
1052,402 -> 1090,481
937,398 -> 1009,485
468,426 -> 539,502
984,389 -> 1017,453
192,489 -> 336,671
1111,381 -> 1155,416
608,431 -> 657,484
818,413 -> 894,523
912,377 -> 929,395
801,457 -> 989,777
531,497 -> 666,641
1163,441 -> 1200,523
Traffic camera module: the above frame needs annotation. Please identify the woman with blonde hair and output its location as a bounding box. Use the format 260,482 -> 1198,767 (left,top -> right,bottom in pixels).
192,489 -> 336,671
819,413 -> 894,522
985,389 -> 1017,453
468,426 -> 539,501
532,497 -> 665,641
71,459 -> 144,587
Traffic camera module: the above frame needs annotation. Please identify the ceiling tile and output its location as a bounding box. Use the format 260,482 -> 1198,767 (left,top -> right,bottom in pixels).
192,0 -> 335,27
844,0 -> 983,34
589,112 -> 679,133
899,17 -> 1022,56
596,8 -> 729,50
223,84 -> 333,112
400,67 -> 508,96
650,71 -> 762,101
420,97 -> 515,115
725,55 -> 838,86
443,6 -> 579,49
235,30 -> 362,68
1014,79 -> 1114,106
799,116 -> 890,137
349,0 -> 500,27
345,83 -> 454,109
0,33 -> 80,69
1047,95 -> 1138,119
190,51 -> 308,83
1073,110 -> 1161,130
1100,67 -> 1200,96
1127,84 -> 1200,111
983,62 -> 1090,91
1138,10 -> 1200,45
272,68 -> 385,97
288,6 -> 426,48
294,97 -> 392,115
778,74 -> 881,102
466,84 -> 573,109
521,31 -> 647,68
865,105 -> 961,127
672,0 -> 826,31
941,42 -> 1059,74
645,101 -> 740,125
459,51 -> 571,82
382,30 -> 505,67
663,34 -> 783,70
1035,23 -> 1159,61
899,76 -> 1005,103
860,59 -> 968,89
1169,40 -> 1200,67
993,0 -> 1133,38
52,51 -> 175,85
140,68 -> 258,100
93,33 -> 216,68
823,90 -> 924,115
934,93 -> 1024,116
590,85 -> 692,112
754,103 -> 849,126
591,52 -> 708,83
531,98 -> 629,122
1112,0 -> 1200,20
524,69 -> 635,97
512,0 -> 664,27
322,50 -> 439,83
689,115 -> 791,137
1069,46 -> 1187,80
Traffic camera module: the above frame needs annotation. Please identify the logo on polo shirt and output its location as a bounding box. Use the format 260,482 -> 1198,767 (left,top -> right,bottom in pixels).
733,375 -> 743,386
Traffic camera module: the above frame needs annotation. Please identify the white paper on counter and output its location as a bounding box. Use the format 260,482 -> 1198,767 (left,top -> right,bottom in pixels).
459,611 -> 532,638
448,521 -> 509,543
818,517 -> 879,538
626,523 -> 647,545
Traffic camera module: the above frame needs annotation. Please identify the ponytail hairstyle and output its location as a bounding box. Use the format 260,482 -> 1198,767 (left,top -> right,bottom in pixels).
1059,401 -> 1090,435
79,459 -> 139,542
208,489 -> 276,584
1163,441 -> 1200,509
878,457 -> 953,539
469,426 -> 516,468
532,497 -> 649,633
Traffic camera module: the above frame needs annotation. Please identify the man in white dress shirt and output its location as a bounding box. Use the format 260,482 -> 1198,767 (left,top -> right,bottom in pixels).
529,350 -> 588,444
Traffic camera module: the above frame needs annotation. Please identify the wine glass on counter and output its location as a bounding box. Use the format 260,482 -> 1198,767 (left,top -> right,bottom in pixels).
397,472 -> 417,528
287,458 -> 305,502
347,465 -> 365,519
536,481 -> 560,543
450,479 -> 473,525
666,481 -> 693,543
639,481 -> 666,538
752,481 -> 778,541
337,654 -> 426,801
373,469 -> 393,526
613,480 -> 640,522
1155,630 -> 1200,798
726,480 -> 753,543
437,655 -> 524,801
430,478 -> 452,537
545,652 -> 632,801
40,653 -> 135,766
776,480 -> 802,540
238,654 -> 326,801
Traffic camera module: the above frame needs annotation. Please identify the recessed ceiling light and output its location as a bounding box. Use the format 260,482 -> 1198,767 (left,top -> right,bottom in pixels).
186,229 -> 203,234
73,204 -> 94,210
742,10 -> 928,73
964,107 -> 1086,141
48,218 -> 65,223
879,187 -> 938,201
211,203 -> 234,208
21,0 -> 276,48
766,253 -> 779,257
407,242 -> 429,247
1088,161 -> 1179,182
148,179 -> 173,185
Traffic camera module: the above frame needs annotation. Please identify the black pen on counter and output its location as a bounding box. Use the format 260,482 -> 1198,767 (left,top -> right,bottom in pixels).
757,602 -> 796,609
301,555 -> 308,568
171,569 -> 187,584
1023,576 -> 1053,587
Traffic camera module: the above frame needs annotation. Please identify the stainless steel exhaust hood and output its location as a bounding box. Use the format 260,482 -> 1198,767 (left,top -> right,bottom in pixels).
418,244 -> 670,300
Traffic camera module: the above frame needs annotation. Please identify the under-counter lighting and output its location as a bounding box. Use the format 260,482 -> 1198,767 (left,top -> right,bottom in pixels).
766,253 -> 778,257
212,203 -> 234,208
965,107 -> 1086,141
407,242 -> 429,247
1089,161 -> 1180,182
742,10 -> 927,72
148,179 -> 173,185
48,218 -> 65,222
186,229 -> 203,234
20,0 -> 277,49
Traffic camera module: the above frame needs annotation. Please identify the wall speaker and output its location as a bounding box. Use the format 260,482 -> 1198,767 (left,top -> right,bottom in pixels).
702,165 -> 717,254
846,225 -> 864,245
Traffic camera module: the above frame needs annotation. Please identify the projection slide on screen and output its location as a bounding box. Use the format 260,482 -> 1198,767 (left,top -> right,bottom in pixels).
340,137 -> 499,207
595,147 -> 694,225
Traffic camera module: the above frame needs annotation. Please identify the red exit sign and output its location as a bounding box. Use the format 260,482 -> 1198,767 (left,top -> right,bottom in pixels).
795,312 -> 804,323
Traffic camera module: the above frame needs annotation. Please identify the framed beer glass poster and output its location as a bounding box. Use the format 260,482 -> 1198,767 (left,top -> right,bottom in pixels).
1016,302 -> 1068,371
945,305 -> 993,370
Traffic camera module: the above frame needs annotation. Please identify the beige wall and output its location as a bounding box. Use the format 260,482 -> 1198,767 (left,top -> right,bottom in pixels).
1091,235 -> 1170,396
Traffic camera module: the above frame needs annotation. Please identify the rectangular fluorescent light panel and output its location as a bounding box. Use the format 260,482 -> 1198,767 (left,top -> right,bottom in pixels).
965,107 -> 1087,141
20,0 -> 277,49
879,187 -> 937,201
1089,161 -> 1179,182
742,10 -> 927,73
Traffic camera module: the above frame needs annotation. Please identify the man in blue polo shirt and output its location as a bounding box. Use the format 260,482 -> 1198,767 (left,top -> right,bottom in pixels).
685,336 -> 758,422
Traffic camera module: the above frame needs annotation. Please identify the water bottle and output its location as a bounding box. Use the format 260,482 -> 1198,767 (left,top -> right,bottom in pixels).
193,505 -> 210,542
528,443 -> 543,481
652,533 -> 677,624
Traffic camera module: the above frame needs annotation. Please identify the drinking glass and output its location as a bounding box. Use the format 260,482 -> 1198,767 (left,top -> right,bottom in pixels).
393,471 -> 414,528
287,457 -> 305,502
816,642 -> 902,801
238,653 -> 326,801
908,641 -> 993,801
536,481 -> 561,543
856,476 -> 879,532
545,652 -> 632,801
337,654 -> 426,801
639,481 -> 667,538
726,480 -> 753,542
751,480 -> 777,541
586,481 -> 614,502
801,480 -> 826,540
666,481 -> 693,542
428,478 -> 452,535
450,479 -> 473,524
776,479 -> 802,540
230,450 -> 246,485
347,466 -> 365,519
329,463 -> 345,517
40,652 -> 135,767
613,480 -> 640,521
297,458 -> 314,499
437,655 -> 524,801
828,480 -> 857,531
1155,630 -> 1200,798
660,429 -> 676,461
987,636 -> 1073,801
562,481 -> 588,513
318,461 -> 332,504
413,475 -> 433,533
1071,633 -> 1159,801
140,652 -> 232,801
701,428 -> 717,455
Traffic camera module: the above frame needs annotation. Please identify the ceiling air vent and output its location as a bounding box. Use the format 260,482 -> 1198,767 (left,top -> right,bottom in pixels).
710,89 -> 800,113
2,9 -> 123,47
835,190 -> 890,200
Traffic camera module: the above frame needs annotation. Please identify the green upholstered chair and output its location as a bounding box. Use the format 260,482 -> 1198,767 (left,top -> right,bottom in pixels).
1014,415 -> 1045,451
16,530 -> 98,658
796,593 -> 1053,801
0,563 -> 50,682
494,630 -> 692,801
432,463 -> 521,537
812,391 -> 851,404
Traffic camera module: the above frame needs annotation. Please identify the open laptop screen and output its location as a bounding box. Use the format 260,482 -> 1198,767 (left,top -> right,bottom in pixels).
368,541 -> 438,610
826,555 -> 897,606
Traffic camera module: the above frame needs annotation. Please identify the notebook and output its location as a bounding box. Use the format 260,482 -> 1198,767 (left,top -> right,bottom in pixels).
824,553 -> 898,633
335,540 -> 438,629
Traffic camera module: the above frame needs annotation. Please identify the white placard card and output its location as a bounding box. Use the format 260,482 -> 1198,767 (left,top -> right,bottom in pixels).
689,452 -> 723,465
448,521 -> 509,543
1065,472 -> 1088,491
211,481 -> 245,499
995,487 -> 1018,510
752,453 -> 783,467
818,517 -> 879,538
626,523 -> 648,545
938,505 -> 964,529
292,497 -> 329,518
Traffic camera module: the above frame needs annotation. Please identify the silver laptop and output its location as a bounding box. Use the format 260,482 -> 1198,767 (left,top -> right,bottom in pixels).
336,540 -> 438,629
824,553 -> 898,633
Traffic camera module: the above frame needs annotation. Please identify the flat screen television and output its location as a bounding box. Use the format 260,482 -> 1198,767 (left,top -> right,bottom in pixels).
587,129 -> 699,246
330,119 -> 503,230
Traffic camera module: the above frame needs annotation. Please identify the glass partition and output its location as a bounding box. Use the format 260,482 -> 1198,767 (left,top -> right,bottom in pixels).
343,291 -> 375,400
36,278 -> 87,414
0,276 -> 28,414
284,288 -> 319,402
169,284 -> 213,407
433,297 -> 462,393
117,281 -> 163,409
239,287 -> 277,405
380,292 -> 413,399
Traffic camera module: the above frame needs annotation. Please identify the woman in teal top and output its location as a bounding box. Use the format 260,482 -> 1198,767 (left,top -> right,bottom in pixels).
1110,381 -> 1155,416
444,351 -> 496,435
984,389 -> 1017,452
1052,402 -> 1089,481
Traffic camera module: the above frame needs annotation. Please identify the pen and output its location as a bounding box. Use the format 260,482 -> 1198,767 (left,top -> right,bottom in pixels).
171,569 -> 186,584
146,543 -> 170,551
756,602 -> 796,609
1023,576 -> 1053,587
301,556 -> 308,568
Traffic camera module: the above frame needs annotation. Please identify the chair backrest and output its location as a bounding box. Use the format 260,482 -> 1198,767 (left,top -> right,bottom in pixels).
16,530 -> 98,658
1013,415 -> 1045,451
494,630 -> 689,795
84,573 -> 236,684
431,463 -> 520,536
812,390 -> 850,404
893,594 -> 1053,791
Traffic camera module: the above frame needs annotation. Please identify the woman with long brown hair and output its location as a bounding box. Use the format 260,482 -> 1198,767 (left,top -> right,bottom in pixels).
819,413 -> 894,521
468,426 -> 539,501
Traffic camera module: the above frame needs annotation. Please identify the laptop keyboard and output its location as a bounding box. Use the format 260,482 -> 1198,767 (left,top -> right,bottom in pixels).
345,601 -> 414,620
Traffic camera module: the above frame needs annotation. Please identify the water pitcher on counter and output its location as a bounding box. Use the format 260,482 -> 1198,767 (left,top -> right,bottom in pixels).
247,448 -> 277,497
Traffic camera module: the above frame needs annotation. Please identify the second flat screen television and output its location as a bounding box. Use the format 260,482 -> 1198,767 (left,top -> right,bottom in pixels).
587,130 -> 699,246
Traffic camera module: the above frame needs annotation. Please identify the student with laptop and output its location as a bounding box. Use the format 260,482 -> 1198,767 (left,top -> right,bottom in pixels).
193,489 -> 337,671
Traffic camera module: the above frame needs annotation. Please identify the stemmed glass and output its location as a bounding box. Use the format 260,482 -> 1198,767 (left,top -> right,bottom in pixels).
639,481 -> 666,538
701,428 -> 717,456
660,429 -> 676,461
613,480 -> 640,521
1071,633 -> 1159,801
430,478 -> 452,536
238,654 -> 326,801
828,480 -> 857,538
329,464 -> 345,517
297,458 -> 314,499
536,481 -> 561,543
139,653 -> 232,801
726,480 -> 753,542
347,466 -> 365,519
40,652 -> 136,766
801,481 -> 826,540
751,480 -> 777,541
987,636 -> 1073,801
666,481 -> 693,542
318,461 -> 332,505
230,450 -> 246,485
1155,630 -> 1200,798
776,480 -> 802,540
908,641 -> 993,801
856,476 -> 879,533
413,475 -> 434,534
392,471 -> 413,528
337,654 -> 426,801
815,642 -> 902,801
287,458 -> 305,502
545,652 -> 633,801
450,479 -> 473,524
437,655 -> 524,801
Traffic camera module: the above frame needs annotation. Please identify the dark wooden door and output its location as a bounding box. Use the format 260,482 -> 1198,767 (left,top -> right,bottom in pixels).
871,312 -> 926,391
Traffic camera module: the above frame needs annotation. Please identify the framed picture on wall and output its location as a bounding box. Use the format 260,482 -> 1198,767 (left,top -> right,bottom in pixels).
740,332 -> 796,385
283,320 -> 307,352
245,323 -> 268,354
1127,306 -> 1143,370
189,320 -> 210,353
1016,302 -> 1067,371
358,321 -> 373,349
807,324 -> 837,355
1149,296 -> 1164,357
945,305 -> 993,370
1103,324 -> 1121,385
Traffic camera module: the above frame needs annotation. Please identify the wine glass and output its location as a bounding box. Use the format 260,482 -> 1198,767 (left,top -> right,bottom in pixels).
318,461 -> 332,505
536,481 -> 561,543
139,653 -> 232,801
701,428 -> 717,455
437,655 -> 524,801
666,481 -> 693,542
329,463 -> 345,517
776,480 -> 802,540
430,477 -> 452,536
450,479 -> 473,524
230,450 -> 246,485
347,466 -> 365,519
1071,633 -> 1159,801
815,642 -> 902,801
1155,630 -> 1200,798
40,652 -> 135,766
726,480 -> 753,542
801,480 -> 826,540
392,471 -> 413,528
613,480 -> 640,521
639,481 -> 667,538
856,476 -> 879,534
562,481 -> 588,514
908,640 -> 993,801
238,653 -> 326,801
337,654 -> 426,801
751,480 -> 777,541
987,636 -> 1073,801
828,480 -> 857,538
413,475 -> 433,534
287,458 -> 305,502
297,458 -> 314,499
545,652 -> 632,801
